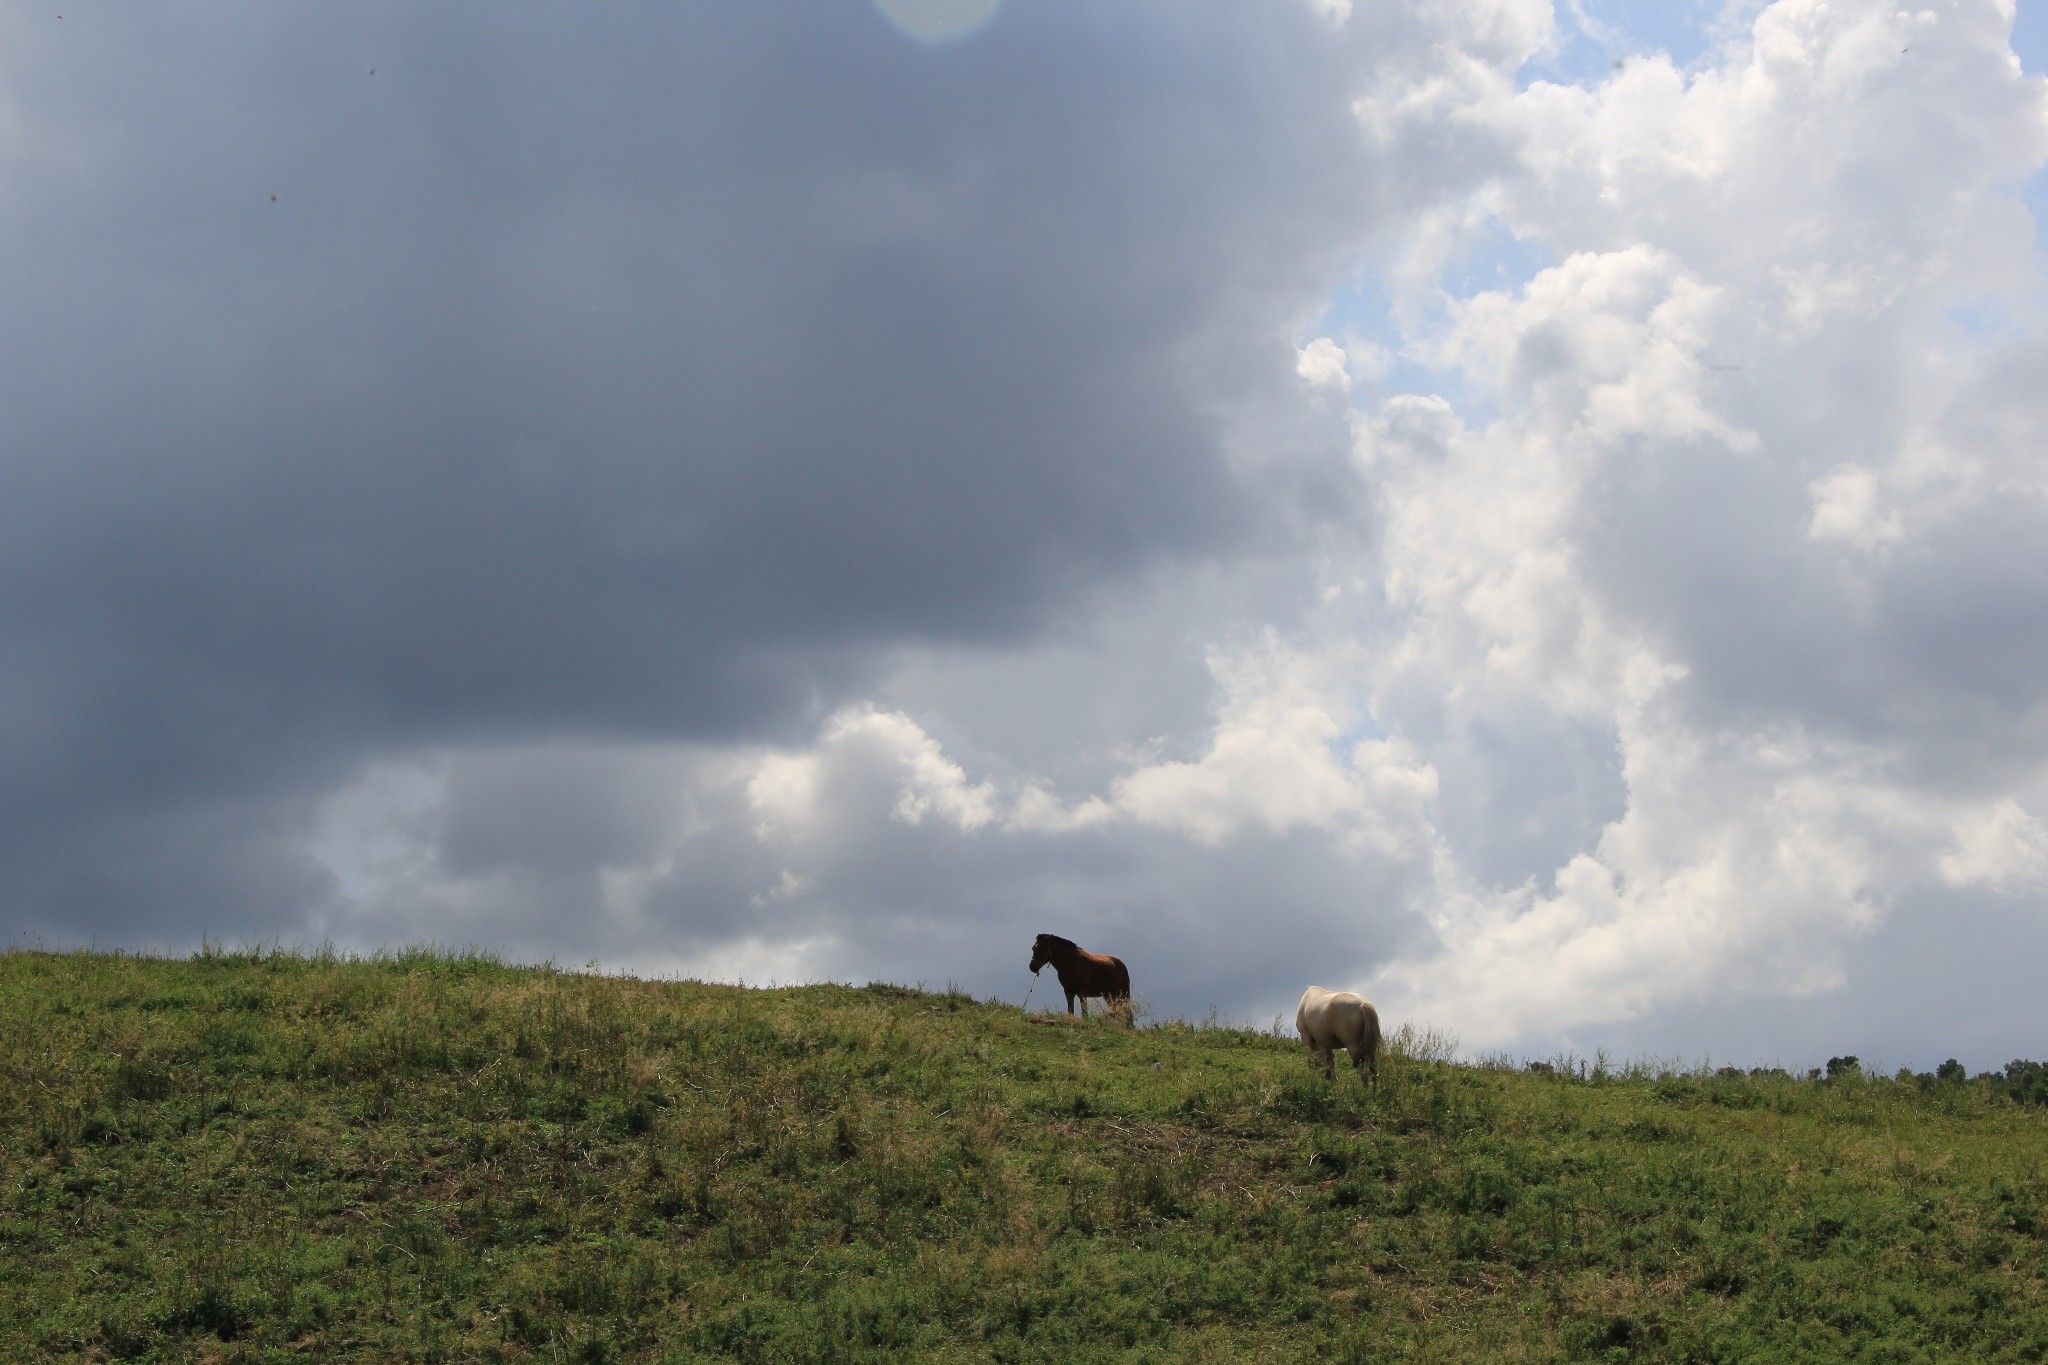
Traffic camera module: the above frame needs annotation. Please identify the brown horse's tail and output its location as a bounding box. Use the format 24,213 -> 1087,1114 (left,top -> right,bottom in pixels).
1109,957 -> 1133,1024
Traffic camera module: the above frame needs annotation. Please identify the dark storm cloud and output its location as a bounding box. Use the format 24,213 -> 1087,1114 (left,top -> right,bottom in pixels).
0,3 -> 1386,944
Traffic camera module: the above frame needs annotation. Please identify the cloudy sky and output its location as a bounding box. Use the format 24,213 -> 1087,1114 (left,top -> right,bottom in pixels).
5,0 -> 2046,1070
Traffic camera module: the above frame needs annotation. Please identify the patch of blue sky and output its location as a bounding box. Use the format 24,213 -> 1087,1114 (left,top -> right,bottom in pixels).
1325,706 -> 1392,760
1439,218 -> 1555,301
1314,221 -> 1552,416
1315,274 -> 1450,395
1523,0 -> 1724,87
2018,2 -> 2048,259
1313,271 -> 1466,408
2014,0 -> 2047,78
1941,300 -> 2025,342
1981,0 -> 2048,292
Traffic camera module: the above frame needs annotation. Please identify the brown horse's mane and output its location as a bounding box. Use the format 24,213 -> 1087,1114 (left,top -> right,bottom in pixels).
1034,933 -> 1079,954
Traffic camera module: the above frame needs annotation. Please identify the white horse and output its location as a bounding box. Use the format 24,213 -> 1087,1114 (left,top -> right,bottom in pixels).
1296,986 -> 1382,1088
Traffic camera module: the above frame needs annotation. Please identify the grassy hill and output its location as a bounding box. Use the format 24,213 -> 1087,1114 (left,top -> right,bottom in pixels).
3,948 -> 2045,1362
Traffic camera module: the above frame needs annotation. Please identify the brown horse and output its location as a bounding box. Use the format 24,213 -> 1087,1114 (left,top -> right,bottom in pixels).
1028,933 -> 1131,1021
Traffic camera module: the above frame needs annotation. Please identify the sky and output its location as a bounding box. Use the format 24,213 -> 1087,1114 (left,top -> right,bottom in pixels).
3,1 -> 2046,1072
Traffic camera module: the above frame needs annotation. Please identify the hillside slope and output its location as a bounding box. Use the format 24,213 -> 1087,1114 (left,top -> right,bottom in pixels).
3,949 -> 2045,1361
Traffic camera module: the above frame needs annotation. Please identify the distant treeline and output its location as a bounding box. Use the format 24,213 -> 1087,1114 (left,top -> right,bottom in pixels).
1514,1053 -> 2048,1107
1800,1056 -> 2048,1106
1893,1057 -> 2048,1108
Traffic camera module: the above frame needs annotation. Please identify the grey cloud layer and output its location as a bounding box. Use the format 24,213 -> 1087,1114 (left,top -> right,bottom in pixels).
0,3 -> 1383,943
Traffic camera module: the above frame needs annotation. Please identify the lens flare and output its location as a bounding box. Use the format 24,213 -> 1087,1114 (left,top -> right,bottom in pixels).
873,0 -> 1000,44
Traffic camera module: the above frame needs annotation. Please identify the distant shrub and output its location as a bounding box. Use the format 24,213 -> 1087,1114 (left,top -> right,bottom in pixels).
1825,1056 -> 1861,1081
1935,1058 -> 1967,1084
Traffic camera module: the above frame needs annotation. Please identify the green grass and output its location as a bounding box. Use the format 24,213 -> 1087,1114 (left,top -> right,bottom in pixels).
3,947 -> 2045,1362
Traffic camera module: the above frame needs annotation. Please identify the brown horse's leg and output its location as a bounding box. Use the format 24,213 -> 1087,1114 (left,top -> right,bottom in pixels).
1064,988 -> 1076,1015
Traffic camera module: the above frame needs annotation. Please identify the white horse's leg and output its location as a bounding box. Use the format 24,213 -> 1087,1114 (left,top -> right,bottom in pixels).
1343,1025 -> 1379,1088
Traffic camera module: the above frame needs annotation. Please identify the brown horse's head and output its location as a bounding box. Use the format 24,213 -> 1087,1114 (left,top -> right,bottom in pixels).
1029,933 -> 1074,975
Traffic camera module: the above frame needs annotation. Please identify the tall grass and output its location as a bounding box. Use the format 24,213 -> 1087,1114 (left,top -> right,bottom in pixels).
3,946 -> 2045,1361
